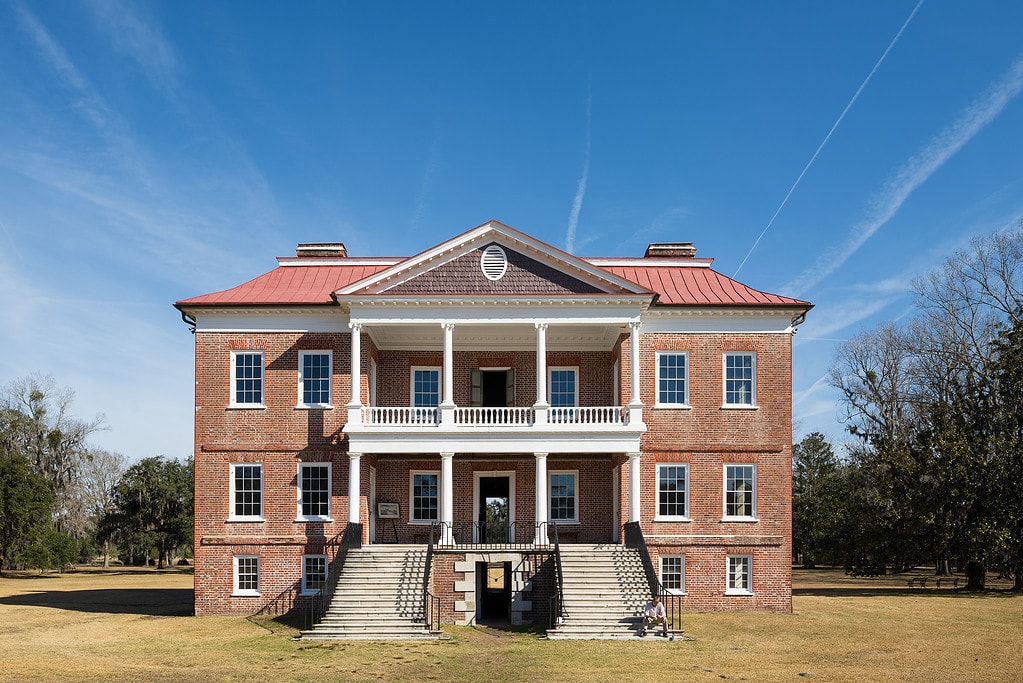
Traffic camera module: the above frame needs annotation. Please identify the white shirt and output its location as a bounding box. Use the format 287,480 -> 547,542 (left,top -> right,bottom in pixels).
644,601 -> 666,618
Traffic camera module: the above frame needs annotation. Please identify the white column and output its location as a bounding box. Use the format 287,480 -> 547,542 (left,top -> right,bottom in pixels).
628,452 -> 642,523
534,323 -> 549,406
534,452 -> 548,544
348,452 -> 362,524
348,321 -> 363,404
628,321 -> 642,406
441,323 -> 455,407
440,453 -> 454,545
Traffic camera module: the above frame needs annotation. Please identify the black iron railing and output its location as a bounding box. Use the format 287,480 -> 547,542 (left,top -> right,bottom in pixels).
547,520 -> 567,628
426,520 -> 553,550
624,521 -> 682,635
306,522 -> 363,631
419,525 -> 440,631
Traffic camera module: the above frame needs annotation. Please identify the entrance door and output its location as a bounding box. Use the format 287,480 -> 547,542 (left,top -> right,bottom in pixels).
478,476 -> 510,543
471,369 -> 515,407
476,561 -> 512,624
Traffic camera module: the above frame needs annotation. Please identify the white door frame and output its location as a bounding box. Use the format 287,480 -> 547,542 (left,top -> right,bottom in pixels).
472,470 -> 516,543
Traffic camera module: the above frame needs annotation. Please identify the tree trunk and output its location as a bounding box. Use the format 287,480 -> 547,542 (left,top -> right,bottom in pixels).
965,561 -> 986,590
936,558 -> 950,576
102,539 -> 110,569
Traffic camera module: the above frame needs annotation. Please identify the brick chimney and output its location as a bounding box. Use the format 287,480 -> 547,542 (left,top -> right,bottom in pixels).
645,242 -> 696,258
296,243 -> 347,258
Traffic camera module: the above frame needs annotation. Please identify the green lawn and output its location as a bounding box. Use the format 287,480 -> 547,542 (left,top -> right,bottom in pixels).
1,566 -> 1019,682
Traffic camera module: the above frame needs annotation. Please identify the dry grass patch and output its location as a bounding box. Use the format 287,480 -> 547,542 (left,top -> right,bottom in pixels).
1,566 -> 1020,682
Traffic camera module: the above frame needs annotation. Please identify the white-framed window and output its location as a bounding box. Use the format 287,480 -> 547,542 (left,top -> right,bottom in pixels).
549,470 -> 579,523
229,463 -> 263,521
410,366 -> 441,407
230,351 -> 264,407
660,555 -> 685,594
726,555 -> 753,595
297,463 -> 332,521
723,464 -> 757,520
233,555 -> 260,596
409,471 -> 439,523
549,367 -> 578,407
298,350 -> 332,407
656,464 -> 689,520
302,555 -> 327,595
723,352 -> 756,407
656,352 -> 689,407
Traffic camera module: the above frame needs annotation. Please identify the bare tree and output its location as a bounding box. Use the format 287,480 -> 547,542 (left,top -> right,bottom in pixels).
79,449 -> 127,567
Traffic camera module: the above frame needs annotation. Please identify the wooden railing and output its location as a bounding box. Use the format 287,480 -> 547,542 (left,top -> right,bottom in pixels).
548,406 -> 628,425
364,406 -> 439,425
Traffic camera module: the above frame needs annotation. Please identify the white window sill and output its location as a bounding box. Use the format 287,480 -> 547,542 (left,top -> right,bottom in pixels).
226,517 -> 265,523
408,519 -> 438,525
660,588 -> 686,596
551,520 -> 580,525
300,589 -> 322,597
227,404 -> 266,410
232,591 -> 260,597
721,517 -> 759,523
295,517 -> 333,523
653,404 -> 691,410
295,404 -> 334,410
653,516 -> 691,523
720,404 -> 758,410
725,589 -> 754,596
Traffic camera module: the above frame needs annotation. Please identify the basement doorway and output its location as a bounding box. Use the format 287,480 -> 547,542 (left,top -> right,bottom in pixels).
476,561 -> 512,624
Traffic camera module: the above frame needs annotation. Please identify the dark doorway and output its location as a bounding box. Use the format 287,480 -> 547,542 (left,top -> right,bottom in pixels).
478,476 -> 510,543
476,561 -> 511,624
472,368 -> 515,408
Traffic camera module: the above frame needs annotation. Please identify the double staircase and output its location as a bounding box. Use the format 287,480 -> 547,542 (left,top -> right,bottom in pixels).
302,545 -> 440,641
547,544 -> 653,639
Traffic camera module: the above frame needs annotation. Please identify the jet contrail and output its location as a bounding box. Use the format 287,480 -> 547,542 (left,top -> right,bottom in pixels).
566,84 -> 592,254
733,0 -> 926,277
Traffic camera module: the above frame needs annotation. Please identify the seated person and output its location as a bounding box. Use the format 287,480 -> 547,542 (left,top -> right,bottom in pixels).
641,595 -> 668,637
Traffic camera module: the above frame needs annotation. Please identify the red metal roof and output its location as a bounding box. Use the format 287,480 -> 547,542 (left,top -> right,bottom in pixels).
177,261 -> 809,309
176,264 -> 393,306
599,264 -> 809,307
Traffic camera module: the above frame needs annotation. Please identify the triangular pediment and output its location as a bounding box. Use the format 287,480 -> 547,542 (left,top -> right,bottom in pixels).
336,221 -> 652,298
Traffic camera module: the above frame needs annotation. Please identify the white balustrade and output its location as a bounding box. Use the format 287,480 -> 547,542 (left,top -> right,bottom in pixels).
363,405 -> 628,427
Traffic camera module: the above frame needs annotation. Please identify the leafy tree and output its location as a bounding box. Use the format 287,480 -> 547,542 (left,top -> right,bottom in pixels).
792,433 -> 847,567
102,456 -> 193,568
830,227 -> 1023,584
0,450 -> 54,575
0,375 -> 104,540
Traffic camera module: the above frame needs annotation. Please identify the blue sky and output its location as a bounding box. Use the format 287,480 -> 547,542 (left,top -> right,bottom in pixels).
2,0 -> 1022,461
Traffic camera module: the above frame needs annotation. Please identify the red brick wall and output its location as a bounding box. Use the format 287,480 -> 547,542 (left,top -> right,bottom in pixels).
192,326 -> 794,616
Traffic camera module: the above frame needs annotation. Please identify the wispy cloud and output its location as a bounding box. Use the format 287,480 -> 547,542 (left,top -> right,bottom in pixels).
565,83 -> 592,254
84,0 -> 181,96
784,53 -> 1023,298
410,131 -> 441,234
614,205 -> 689,253
733,0 -> 925,277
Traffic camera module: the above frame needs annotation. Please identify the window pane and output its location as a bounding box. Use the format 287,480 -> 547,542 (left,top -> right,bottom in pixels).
304,556 -> 327,592
550,370 -> 576,408
661,556 -> 684,591
302,352 -> 331,405
725,354 -> 753,405
413,370 -> 440,407
728,556 -> 751,591
550,473 -> 576,520
725,465 -> 755,517
300,465 -> 330,517
237,557 -> 259,592
234,353 -> 263,404
658,354 -> 687,404
658,465 -> 687,517
234,465 -> 262,517
412,473 -> 438,520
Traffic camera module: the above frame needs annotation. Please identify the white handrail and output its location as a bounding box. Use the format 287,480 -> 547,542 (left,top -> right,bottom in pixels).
454,407 -> 534,426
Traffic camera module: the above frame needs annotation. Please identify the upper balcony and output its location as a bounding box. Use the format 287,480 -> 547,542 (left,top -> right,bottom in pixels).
342,318 -> 646,455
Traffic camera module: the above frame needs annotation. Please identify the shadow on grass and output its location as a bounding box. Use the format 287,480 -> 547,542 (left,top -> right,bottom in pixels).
0,588 -> 194,616
793,587 -> 1020,599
